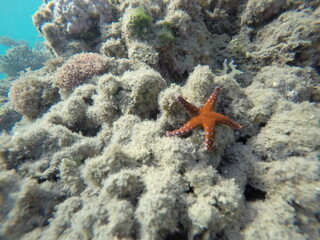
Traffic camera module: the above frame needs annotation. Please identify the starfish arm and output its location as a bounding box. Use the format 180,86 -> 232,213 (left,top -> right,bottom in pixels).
177,96 -> 200,116
166,116 -> 202,137
203,121 -> 216,151
215,113 -> 242,129
202,86 -> 221,112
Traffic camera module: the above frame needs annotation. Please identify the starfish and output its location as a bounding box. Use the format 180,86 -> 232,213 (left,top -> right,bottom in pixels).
166,86 -> 242,151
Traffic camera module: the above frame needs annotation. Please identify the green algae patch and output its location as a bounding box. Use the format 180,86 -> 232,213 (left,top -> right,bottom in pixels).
128,5 -> 152,37
157,21 -> 176,47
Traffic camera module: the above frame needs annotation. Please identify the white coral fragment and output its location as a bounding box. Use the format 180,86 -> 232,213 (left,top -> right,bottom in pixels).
216,59 -> 243,78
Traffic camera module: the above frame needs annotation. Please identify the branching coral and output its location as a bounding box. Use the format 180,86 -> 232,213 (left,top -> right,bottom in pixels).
0,41 -> 51,77
0,36 -> 27,47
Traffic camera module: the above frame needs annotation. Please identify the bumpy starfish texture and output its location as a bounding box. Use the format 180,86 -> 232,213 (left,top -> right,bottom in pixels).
166,86 -> 242,151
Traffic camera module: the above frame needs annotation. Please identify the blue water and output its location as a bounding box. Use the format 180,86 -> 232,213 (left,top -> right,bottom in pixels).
0,0 -> 43,79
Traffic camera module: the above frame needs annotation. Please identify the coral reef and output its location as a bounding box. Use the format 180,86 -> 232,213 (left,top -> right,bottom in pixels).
0,0 -> 319,240
237,4 -> 320,68
248,101 -> 320,161
0,77 -> 11,105
0,37 -> 51,77
0,103 -> 21,132
0,78 -> 21,132
0,36 -> 27,47
54,53 -> 107,92
9,69 -> 59,119
33,0 -> 117,55
33,0 -> 227,77
128,5 -> 152,37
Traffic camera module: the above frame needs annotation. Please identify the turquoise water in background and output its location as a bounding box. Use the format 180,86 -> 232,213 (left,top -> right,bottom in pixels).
0,0 -> 43,79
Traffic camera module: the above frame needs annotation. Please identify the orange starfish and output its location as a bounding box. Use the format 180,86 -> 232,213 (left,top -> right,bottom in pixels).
166,86 -> 242,151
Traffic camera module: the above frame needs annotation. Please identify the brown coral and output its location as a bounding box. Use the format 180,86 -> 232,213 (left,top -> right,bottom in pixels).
54,53 -> 106,90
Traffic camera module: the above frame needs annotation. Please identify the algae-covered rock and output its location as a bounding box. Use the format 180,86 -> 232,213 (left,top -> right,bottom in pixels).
1,1 -> 319,240
1,179 -> 64,240
9,70 -> 59,119
127,5 -> 152,37
248,101 -> 320,161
